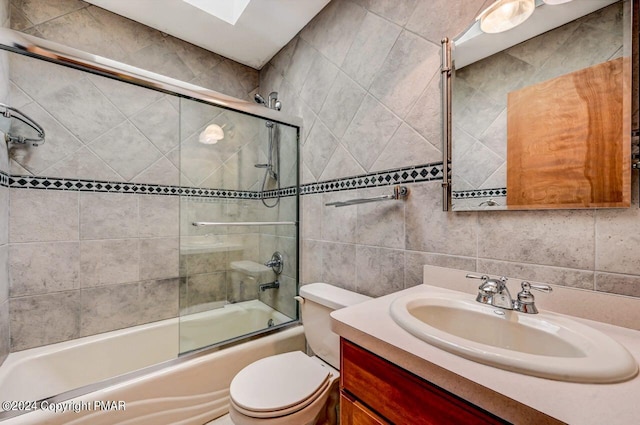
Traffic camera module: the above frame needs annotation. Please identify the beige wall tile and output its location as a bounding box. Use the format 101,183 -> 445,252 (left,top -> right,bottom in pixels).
79,283 -> 140,336
477,210 -> 596,270
185,272 -> 227,309
259,274 -> 297,319
356,246 -> 404,297
405,182 -> 477,257
299,0 -> 366,67
0,300 -> 8,364
322,191 -> 357,244
80,239 -> 139,287
404,251 -> 476,289
11,290 -> 80,350
341,11 -> 401,89
80,193 -> 138,240
596,273 -> 640,298
369,30 -> 440,118
342,95 -> 401,171
0,186 -> 8,245
13,0 -> 86,26
139,195 -> 179,238
139,237 -> 179,280
405,0 -> 487,45
356,187 -> 405,249
477,259 -> 595,291
318,71 -> 366,139
596,207 -> 640,275
10,241 -> 80,296
321,241 -> 356,291
139,278 -> 179,323
301,239 -> 323,285
10,189 -> 78,243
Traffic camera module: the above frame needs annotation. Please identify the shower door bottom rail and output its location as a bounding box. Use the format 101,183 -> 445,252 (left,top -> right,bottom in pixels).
192,221 -> 297,227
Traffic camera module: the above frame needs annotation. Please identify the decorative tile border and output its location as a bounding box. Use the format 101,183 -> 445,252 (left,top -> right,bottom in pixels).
452,188 -> 507,199
6,174 -> 298,200
3,163 -> 445,199
300,162 -> 444,195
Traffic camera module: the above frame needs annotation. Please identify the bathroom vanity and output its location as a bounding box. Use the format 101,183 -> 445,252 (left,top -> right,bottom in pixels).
340,339 -> 506,424
331,266 -> 640,424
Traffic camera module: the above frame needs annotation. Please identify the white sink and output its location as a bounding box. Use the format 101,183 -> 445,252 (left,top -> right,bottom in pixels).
390,292 -> 638,383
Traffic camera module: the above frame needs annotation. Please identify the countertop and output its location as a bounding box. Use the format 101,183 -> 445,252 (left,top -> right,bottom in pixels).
330,271 -> 640,425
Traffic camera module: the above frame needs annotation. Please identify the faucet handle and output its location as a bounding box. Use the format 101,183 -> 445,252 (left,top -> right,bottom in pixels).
521,281 -> 553,293
515,282 -> 552,314
465,273 -> 489,281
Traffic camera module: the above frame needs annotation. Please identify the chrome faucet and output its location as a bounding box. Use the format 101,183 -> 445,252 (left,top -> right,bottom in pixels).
513,281 -> 553,314
466,274 -> 513,309
259,280 -> 280,292
466,274 -> 552,314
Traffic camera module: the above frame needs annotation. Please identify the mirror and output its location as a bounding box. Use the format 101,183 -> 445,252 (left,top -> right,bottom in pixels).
451,0 -> 633,211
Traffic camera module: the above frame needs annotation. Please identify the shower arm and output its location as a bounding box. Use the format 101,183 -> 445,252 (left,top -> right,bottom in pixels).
0,103 -> 45,146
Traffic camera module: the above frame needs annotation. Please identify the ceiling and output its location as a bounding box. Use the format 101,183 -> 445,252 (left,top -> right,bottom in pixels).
84,0 -> 331,69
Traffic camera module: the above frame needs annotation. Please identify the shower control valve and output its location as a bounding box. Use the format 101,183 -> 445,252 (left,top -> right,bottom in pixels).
265,251 -> 283,275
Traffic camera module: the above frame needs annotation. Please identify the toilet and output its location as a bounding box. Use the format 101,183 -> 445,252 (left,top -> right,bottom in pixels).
228,283 -> 371,425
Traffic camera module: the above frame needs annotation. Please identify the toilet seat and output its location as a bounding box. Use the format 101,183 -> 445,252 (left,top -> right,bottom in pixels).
229,352 -> 334,419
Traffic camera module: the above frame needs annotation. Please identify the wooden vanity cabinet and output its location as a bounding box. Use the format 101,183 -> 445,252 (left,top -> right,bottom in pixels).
340,339 -> 509,425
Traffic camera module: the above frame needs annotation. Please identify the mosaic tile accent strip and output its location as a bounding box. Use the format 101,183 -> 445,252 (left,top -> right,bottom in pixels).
300,162 -> 444,195
452,188 -> 507,199
8,174 -> 298,200
0,170 -> 9,187
6,162 -> 444,199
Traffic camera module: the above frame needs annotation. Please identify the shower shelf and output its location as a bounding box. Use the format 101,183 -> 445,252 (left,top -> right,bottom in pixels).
192,221 -> 297,227
325,185 -> 410,208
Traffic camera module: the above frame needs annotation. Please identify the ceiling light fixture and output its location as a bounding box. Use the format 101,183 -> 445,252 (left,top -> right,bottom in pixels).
477,0 -> 536,34
199,124 -> 225,145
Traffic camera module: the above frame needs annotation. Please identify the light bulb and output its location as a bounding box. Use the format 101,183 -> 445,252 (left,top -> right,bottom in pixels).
198,124 -> 224,144
478,0 -> 536,34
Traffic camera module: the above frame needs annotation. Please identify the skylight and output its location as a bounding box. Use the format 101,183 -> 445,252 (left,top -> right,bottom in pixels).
182,0 -> 251,25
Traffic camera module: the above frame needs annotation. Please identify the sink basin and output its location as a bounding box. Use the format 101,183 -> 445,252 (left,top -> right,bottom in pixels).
390,292 -> 638,383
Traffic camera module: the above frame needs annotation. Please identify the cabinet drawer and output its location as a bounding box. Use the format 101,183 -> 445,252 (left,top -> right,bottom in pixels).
341,392 -> 389,425
341,339 -> 508,425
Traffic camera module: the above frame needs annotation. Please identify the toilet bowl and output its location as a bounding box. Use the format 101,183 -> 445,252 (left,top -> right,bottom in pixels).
228,283 -> 371,425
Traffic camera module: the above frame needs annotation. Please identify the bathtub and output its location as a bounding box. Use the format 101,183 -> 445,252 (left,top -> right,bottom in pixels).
180,300 -> 293,352
0,301 -> 303,425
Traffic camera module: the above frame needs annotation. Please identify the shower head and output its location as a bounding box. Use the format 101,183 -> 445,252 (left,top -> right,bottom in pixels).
254,93 -> 266,105
254,92 -> 282,110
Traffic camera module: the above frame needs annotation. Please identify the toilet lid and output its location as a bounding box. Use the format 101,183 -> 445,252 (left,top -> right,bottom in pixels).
230,351 -> 331,413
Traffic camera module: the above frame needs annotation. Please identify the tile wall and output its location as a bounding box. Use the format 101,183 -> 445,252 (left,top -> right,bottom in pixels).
5,0 -> 271,352
0,0 -> 9,365
260,0 -> 640,299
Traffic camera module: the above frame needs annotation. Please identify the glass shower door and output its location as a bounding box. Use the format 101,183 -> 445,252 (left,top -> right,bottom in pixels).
178,98 -> 299,353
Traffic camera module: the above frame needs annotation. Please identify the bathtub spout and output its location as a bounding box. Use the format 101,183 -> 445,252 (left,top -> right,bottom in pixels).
259,280 -> 280,292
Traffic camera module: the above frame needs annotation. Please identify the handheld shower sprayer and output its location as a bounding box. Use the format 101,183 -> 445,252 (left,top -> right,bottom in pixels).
253,92 -> 282,207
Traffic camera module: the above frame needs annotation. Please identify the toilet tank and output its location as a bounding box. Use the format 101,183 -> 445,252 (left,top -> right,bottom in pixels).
298,283 -> 371,369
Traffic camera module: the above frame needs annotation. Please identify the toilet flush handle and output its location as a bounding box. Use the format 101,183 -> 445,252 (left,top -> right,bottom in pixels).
294,296 -> 305,304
